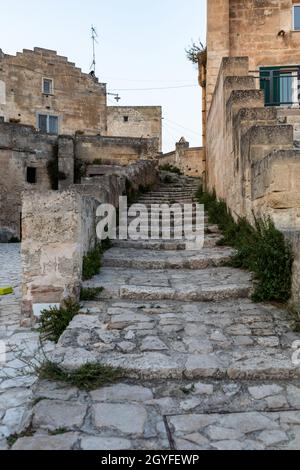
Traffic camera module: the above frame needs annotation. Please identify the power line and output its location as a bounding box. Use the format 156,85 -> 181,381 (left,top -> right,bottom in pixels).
164,118 -> 200,137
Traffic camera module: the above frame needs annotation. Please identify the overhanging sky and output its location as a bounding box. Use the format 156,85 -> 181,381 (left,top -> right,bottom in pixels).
1,0 -> 206,152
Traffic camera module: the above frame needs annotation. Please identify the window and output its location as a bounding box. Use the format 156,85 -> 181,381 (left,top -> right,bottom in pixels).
123,116 -> 129,122
38,114 -> 59,134
43,78 -> 54,95
26,167 -> 37,184
260,66 -> 299,106
294,5 -> 300,30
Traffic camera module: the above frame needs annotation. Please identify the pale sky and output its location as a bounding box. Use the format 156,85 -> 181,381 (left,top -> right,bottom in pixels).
1,0 -> 207,152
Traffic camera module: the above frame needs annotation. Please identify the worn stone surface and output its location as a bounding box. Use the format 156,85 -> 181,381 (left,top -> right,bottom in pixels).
3,176 -> 300,450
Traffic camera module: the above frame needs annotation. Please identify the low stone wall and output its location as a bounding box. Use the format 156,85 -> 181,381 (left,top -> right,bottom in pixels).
159,139 -> 205,178
75,135 -> 159,166
21,161 -> 158,322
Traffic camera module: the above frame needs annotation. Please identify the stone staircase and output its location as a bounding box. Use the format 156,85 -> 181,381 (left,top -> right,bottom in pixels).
14,174 -> 300,450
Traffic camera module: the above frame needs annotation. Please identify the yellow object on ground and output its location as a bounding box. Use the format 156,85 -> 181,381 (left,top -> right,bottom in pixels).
0,287 -> 13,296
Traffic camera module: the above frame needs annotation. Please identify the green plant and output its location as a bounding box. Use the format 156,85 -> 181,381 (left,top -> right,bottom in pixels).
49,428 -> 69,436
38,361 -> 123,391
197,187 -> 294,303
7,426 -> 34,448
82,240 -> 112,281
82,244 -> 102,280
38,298 -> 81,343
159,164 -> 182,175
92,158 -> 103,165
80,287 -> 104,301
185,39 -> 207,65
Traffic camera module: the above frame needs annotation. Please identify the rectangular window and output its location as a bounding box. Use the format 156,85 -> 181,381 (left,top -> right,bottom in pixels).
123,116 -> 129,122
38,114 -> 59,134
294,5 -> 300,30
43,78 -> 54,95
260,66 -> 299,106
26,167 -> 37,184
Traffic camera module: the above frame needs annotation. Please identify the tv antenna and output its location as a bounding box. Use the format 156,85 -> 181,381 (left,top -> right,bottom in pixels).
90,25 -> 98,74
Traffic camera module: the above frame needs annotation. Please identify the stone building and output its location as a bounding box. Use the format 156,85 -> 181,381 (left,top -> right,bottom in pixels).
107,106 -> 162,151
159,137 -> 205,178
0,47 -> 107,135
199,0 -> 300,301
0,47 -> 161,241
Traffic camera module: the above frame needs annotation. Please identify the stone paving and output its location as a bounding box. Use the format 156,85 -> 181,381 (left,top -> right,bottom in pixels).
0,244 -> 53,450
2,176 -> 300,450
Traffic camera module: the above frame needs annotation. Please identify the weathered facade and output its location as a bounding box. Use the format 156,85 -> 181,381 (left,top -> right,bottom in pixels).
206,0 -> 300,113
0,47 -> 107,135
159,138 -> 205,178
107,106 -> 162,151
202,1 -> 300,302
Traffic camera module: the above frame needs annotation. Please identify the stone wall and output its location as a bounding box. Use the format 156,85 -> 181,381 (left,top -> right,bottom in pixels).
0,122 -> 57,240
107,106 -> 162,152
284,230 -> 300,304
159,138 -> 205,178
21,160 -> 158,320
0,47 -> 107,135
206,0 -> 300,113
206,56 -> 300,301
75,135 -> 159,166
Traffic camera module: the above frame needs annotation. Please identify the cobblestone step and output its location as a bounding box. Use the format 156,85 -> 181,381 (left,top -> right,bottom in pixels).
83,266 -> 252,302
112,234 -> 222,250
102,247 -> 234,270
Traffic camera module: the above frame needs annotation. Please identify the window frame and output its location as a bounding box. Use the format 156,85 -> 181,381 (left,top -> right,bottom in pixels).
293,4 -> 300,31
42,77 -> 54,95
37,113 -> 59,134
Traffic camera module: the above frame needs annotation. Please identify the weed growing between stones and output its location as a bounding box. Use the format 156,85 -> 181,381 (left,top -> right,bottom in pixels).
38,298 -> 81,343
80,287 -> 104,301
38,361 -> 123,391
7,426 -> 34,448
197,187 -> 294,303
159,164 -> 182,175
82,239 -> 112,281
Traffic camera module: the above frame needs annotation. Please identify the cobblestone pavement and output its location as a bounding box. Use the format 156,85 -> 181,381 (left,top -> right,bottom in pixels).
0,244 -> 53,450
2,177 -> 300,450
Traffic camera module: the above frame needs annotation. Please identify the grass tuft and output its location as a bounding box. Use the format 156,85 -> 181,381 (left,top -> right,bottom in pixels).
197,186 -> 294,303
80,287 -> 104,301
38,361 -> 123,391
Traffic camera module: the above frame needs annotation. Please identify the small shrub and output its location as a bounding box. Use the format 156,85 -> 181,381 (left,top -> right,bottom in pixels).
82,244 -> 102,280
197,187 -> 294,303
159,164 -> 182,175
49,428 -> 69,436
80,287 -> 104,301
92,158 -> 103,165
38,298 -> 81,343
38,361 -> 123,391
82,240 -> 112,281
163,175 -> 173,185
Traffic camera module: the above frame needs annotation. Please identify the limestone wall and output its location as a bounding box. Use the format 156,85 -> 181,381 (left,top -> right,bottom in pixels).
107,106 -> 162,152
21,160 -> 158,320
206,0 -> 300,113
0,47 -> 107,135
159,139 -> 205,178
0,122 -> 57,240
284,231 -> 300,304
75,135 -> 159,166
206,56 -> 300,301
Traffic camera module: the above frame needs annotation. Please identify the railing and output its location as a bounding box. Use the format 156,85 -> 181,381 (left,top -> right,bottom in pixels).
251,70 -> 300,107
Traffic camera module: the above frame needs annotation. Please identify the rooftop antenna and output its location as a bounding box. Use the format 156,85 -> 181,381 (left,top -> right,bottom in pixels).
90,25 -> 98,75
